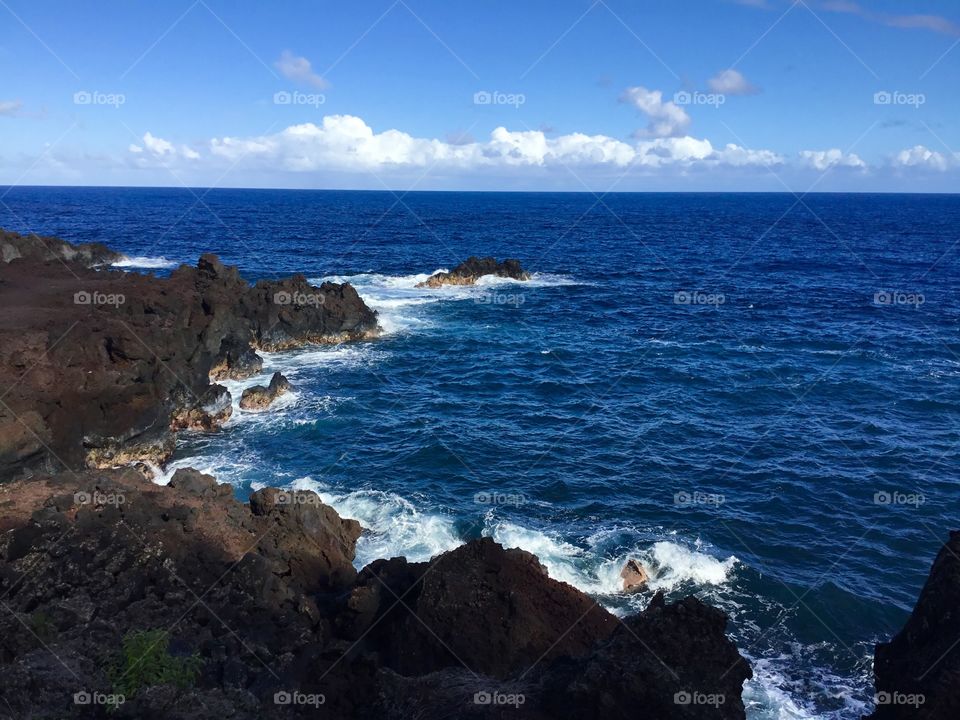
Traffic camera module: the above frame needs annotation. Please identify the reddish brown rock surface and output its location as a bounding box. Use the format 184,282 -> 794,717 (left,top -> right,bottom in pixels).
0,230 -> 378,480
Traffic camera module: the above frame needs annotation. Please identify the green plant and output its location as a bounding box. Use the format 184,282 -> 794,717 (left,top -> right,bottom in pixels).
108,629 -> 202,700
29,611 -> 56,642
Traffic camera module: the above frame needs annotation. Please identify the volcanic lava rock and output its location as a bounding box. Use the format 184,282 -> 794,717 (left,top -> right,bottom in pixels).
239,372 -> 292,412
209,337 -> 263,381
0,230 -> 379,480
417,257 -> 531,288
170,383 -> 233,430
0,468 -> 361,719
537,592 -> 752,720
339,537 -> 617,678
620,558 -> 650,592
0,228 -> 124,266
0,470 -> 752,719
869,530 -> 960,720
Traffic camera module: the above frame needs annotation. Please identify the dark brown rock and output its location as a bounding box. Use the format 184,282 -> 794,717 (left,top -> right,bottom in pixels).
869,530 -> 960,720
239,372 -> 292,412
0,230 -> 379,480
620,558 -> 650,593
417,257 -> 531,288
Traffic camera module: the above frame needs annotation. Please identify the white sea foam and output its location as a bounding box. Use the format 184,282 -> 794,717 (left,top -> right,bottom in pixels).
113,255 -> 178,269
289,476 -> 461,567
313,270 -> 580,335
484,517 -> 737,598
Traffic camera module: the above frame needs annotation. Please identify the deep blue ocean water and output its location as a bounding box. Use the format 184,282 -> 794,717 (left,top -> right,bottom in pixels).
3,187 -> 959,718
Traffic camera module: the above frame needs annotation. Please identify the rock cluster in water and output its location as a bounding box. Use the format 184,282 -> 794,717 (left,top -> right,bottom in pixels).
240,372 -> 293,411
417,256 -> 531,287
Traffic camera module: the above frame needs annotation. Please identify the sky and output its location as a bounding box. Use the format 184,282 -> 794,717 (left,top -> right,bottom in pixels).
0,0 -> 958,192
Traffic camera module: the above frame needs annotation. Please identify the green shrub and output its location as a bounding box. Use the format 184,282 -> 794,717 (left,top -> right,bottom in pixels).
109,629 -> 202,700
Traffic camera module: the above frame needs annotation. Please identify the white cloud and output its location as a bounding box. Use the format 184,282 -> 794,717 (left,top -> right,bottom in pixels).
799,148 -> 867,171
275,50 -> 329,90
129,132 -> 199,161
708,69 -> 760,96
620,86 -> 691,138
202,114 -> 779,174
893,145 -> 949,171
0,100 -> 23,117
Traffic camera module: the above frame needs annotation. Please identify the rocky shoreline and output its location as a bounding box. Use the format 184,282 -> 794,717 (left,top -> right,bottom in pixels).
0,232 -> 378,480
0,229 -> 957,718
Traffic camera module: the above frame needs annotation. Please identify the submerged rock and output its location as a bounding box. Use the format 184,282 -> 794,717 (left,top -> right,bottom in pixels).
417,256 -> 531,288
239,372 -> 292,411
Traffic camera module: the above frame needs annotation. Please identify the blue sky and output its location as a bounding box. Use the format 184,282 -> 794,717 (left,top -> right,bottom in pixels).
1,0 -> 958,191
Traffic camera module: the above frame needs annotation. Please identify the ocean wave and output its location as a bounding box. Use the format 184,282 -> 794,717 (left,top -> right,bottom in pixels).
112,255 -> 178,269
312,269 -> 580,336
289,476 -> 461,567
484,517 -> 737,599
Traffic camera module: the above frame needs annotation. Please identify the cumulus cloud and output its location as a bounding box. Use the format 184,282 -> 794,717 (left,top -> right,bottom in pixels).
201,114 -> 779,173
893,145 -> 950,171
620,86 -> 691,138
799,148 -> 866,171
129,132 -> 199,161
0,100 -> 23,117
275,50 -> 329,89
708,69 -> 760,96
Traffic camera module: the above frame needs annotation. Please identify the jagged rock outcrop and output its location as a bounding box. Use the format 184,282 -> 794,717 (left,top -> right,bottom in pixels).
0,468 -> 361,720
239,373 -> 292,412
0,228 -> 123,266
869,530 -> 960,720
0,469 -> 753,720
0,231 -> 379,481
417,257 -> 530,288
209,336 -> 264,381
340,538 -> 616,678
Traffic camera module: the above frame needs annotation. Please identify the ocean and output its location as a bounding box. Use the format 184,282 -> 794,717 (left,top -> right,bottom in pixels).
3,186 -> 959,718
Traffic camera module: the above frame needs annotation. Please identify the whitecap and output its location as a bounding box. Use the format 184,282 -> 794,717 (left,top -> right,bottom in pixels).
113,255 -> 178,269
289,476 -> 461,567
484,518 -> 737,598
